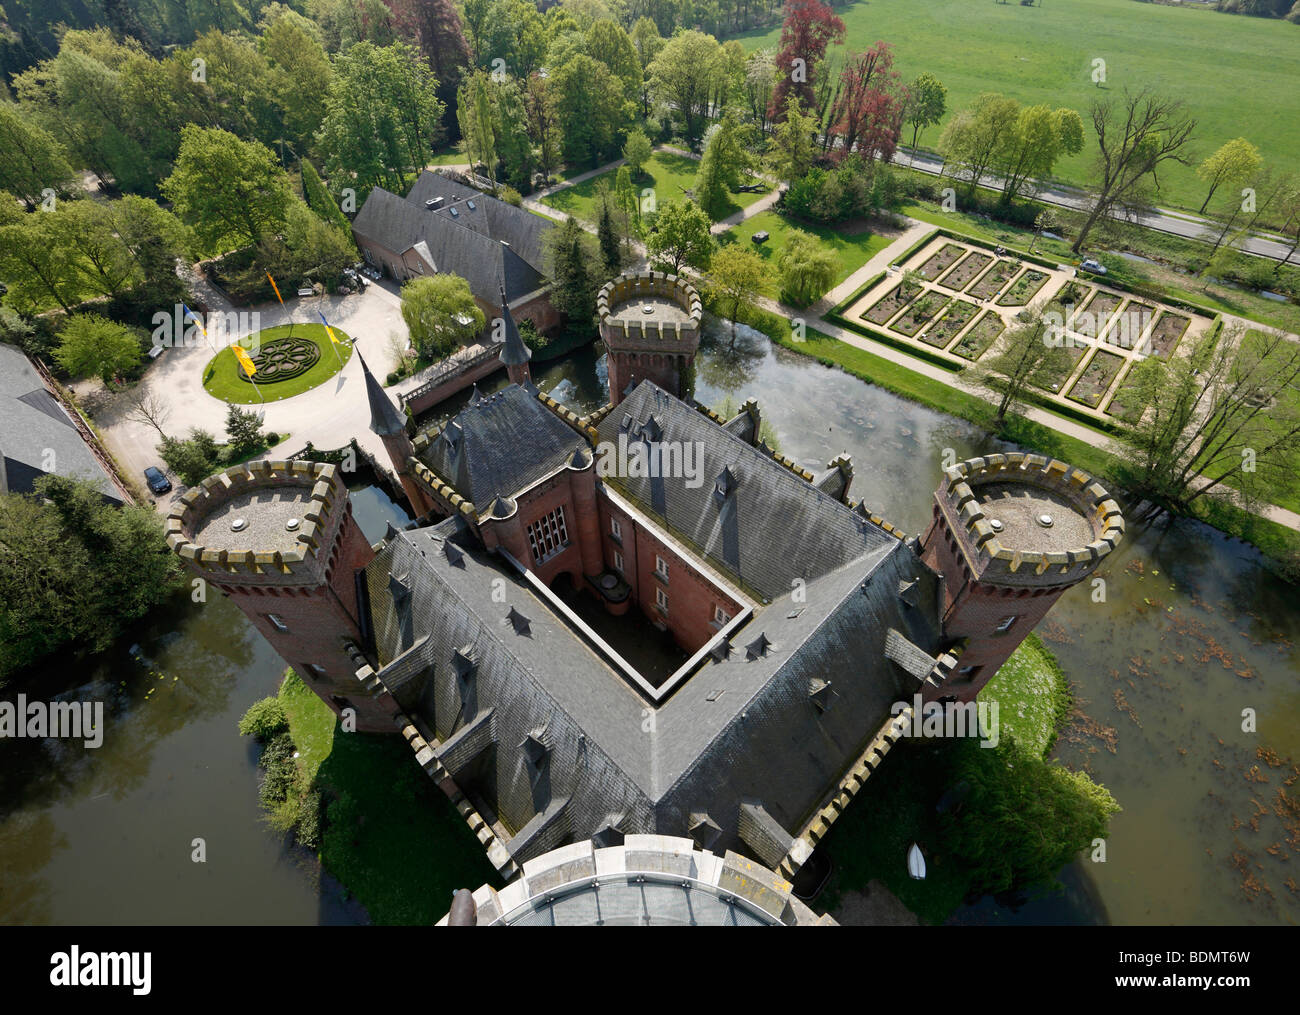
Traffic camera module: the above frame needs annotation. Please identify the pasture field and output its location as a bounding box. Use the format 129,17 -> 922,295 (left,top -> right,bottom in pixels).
732,0 -> 1300,212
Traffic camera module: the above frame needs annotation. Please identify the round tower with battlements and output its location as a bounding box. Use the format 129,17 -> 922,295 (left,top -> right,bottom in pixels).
165,459 -> 396,732
599,271 -> 702,405
918,452 -> 1124,702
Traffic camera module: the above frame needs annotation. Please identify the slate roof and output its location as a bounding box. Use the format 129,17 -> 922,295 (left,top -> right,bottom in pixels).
363,508 -> 942,863
0,344 -> 122,502
418,384 -> 586,506
351,171 -> 551,304
596,381 -> 896,602
362,382 -> 946,863
358,350 -> 406,437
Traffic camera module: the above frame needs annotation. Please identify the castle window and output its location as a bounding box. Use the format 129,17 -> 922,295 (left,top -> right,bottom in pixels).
613,550 -> 625,574
526,506 -> 569,564
713,605 -> 731,627
957,665 -> 984,683
266,613 -> 288,632
304,663 -> 326,680
610,517 -> 622,543
654,555 -> 669,582
655,587 -> 669,614
994,615 -> 1018,634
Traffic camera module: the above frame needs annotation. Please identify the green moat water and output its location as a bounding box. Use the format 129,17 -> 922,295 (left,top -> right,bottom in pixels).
2,326 -> 1297,925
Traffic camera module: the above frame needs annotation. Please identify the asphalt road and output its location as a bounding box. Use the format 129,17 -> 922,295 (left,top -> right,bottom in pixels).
892,148 -> 1300,266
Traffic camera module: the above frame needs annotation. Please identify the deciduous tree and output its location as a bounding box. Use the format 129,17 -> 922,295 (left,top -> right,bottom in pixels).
646,200 -> 713,273
399,274 -> 485,359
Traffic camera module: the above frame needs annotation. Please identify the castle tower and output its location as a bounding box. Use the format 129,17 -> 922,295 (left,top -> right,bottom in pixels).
165,460 -> 398,732
599,271 -> 702,405
359,350 -> 436,519
496,283 -> 532,387
918,453 -> 1124,703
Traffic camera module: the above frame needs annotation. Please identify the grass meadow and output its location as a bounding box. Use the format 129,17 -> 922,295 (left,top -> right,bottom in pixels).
732,0 -> 1300,212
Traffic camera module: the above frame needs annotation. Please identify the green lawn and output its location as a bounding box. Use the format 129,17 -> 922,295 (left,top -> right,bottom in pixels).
542,152 -> 768,223
202,323 -> 352,405
278,671 -> 499,924
732,0 -> 1300,213
718,210 -> 894,297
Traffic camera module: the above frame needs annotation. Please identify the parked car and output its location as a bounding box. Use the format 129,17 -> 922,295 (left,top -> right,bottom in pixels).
143,466 -> 172,495
1079,258 -> 1107,276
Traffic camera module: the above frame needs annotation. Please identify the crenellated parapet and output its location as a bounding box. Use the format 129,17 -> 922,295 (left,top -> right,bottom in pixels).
937,452 -> 1124,587
165,460 -> 347,582
597,271 -> 703,347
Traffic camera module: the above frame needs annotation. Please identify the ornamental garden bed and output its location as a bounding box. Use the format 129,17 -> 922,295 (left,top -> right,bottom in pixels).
1067,348 -> 1126,408
919,299 -> 980,348
893,292 -> 951,337
916,243 -> 965,280
1080,290 -> 1123,340
1104,301 -> 1156,352
1147,311 -> 1191,357
1031,342 -> 1088,393
996,268 -> 1049,306
1106,371 -> 1148,422
967,258 -> 1020,300
951,311 -> 1005,361
863,281 -> 922,325
938,251 -> 992,291
201,323 -> 353,404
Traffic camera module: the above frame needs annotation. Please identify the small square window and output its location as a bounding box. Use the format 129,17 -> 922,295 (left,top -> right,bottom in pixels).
714,605 -> 731,626
655,587 -> 668,612
613,550 -> 624,574
995,615 -> 1017,634
610,517 -> 622,541
266,613 -> 288,632
654,555 -> 669,581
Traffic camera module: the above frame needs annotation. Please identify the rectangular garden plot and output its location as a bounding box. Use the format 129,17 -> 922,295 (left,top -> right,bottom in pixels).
996,268 -> 1050,306
893,292 -> 951,337
950,311 -> 1005,361
1103,301 -> 1155,353
862,281 -> 922,325
938,251 -> 992,291
919,299 -> 980,348
1030,341 -> 1088,394
1106,371 -> 1148,423
966,259 -> 1020,300
1078,290 -> 1123,342
1067,349 -> 1126,408
1147,311 -> 1191,357
917,243 -> 965,280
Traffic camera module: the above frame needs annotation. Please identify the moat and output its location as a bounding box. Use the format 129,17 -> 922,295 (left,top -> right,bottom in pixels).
2,324 -> 1296,925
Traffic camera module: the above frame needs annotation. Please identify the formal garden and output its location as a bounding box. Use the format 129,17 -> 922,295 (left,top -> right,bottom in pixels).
201,323 -> 353,405
837,232 -> 1218,421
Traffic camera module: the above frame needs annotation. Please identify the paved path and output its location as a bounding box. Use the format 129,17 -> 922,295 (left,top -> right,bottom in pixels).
76,279 -> 410,511
894,147 -> 1300,266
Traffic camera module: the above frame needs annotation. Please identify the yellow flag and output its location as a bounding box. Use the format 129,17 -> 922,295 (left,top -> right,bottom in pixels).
266,272 -> 285,307
318,311 -> 342,345
233,344 -> 257,378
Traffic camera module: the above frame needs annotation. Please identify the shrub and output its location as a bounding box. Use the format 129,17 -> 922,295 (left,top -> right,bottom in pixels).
258,731 -> 298,806
499,186 -> 522,207
239,696 -> 289,741
264,431 -> 280,445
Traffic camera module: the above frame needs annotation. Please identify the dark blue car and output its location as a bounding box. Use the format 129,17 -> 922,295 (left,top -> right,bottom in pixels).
143,466 -> 172,495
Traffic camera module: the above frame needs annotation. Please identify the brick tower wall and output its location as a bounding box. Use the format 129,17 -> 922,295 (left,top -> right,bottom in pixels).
918,452 -> 1124,703
166,460 -> 396,732
599,272 -> 702,405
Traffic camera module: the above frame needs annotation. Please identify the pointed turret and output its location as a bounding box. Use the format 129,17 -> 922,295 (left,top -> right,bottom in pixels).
496,283 -> 532,386
358,350 -> 407,437
357,349 -> 436,518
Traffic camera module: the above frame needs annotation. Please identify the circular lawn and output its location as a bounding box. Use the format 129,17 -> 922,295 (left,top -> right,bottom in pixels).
202,323 -> 353,404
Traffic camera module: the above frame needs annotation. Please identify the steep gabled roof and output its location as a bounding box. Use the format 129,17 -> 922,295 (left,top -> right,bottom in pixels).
351,172 -> 551,304
596,381 -> 895,602
0,344 -> 122,502
418,385 -> 585,505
